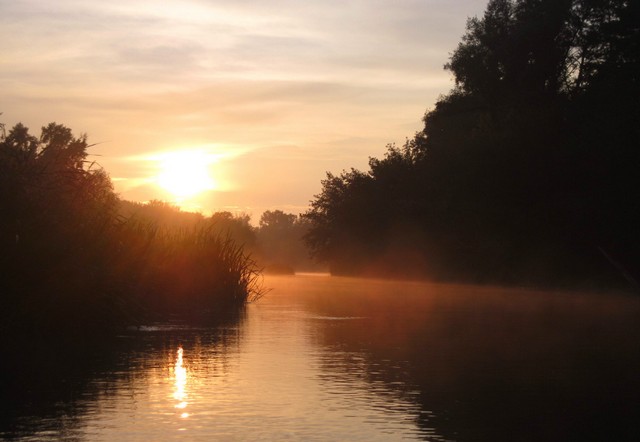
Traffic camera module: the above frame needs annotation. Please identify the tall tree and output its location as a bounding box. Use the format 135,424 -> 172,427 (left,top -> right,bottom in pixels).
305,0 -> 640,287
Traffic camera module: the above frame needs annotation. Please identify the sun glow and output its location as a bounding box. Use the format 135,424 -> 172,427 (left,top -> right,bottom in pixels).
156,150 -> 217,198
174,346 -> 189,418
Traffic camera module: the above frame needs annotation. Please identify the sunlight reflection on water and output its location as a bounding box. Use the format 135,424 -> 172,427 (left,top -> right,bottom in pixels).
63,279 -> 438,441
4,274 -> 639,441
173,347 -> 188,418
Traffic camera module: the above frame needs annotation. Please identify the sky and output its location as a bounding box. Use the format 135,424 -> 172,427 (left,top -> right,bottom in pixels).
1,0 -> 488,220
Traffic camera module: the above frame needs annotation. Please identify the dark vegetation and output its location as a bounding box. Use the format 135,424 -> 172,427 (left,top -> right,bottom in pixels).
0,123 -> 264,346
0,132 -> 312,432
118,202 -> 322,274
256,210 -> 324,274
304,0 -> 640,289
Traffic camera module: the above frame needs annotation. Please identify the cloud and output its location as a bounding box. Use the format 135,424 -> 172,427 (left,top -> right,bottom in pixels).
1,0 -> 489,215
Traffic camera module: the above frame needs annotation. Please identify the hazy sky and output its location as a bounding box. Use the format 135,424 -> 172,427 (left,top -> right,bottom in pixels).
1,0 -> 487,219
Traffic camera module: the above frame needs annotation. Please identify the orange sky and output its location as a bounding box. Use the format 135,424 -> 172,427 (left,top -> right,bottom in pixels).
1,0 -> 487,219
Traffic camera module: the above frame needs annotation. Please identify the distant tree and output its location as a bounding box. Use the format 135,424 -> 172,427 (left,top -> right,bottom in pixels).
259,210 -> 296,230
256,210 -> 321,273
208,211 -> 256,249
118,199 -> 204,230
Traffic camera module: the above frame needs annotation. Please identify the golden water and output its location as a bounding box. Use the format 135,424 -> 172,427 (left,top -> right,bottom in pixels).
3,274 -> 640,441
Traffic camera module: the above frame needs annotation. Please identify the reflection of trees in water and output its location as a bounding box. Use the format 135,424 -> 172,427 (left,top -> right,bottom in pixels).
314,346 -> 444,440
308,281 -> 640,441
0,313 -> 245,440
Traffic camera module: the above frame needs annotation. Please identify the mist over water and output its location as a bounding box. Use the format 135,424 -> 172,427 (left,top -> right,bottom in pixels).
3,274 -> 639,441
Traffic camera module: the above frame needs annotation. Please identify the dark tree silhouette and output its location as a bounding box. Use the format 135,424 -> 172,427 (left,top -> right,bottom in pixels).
304,0 -> 640,288
0,122 -> 263,342
256,210 -> 319,273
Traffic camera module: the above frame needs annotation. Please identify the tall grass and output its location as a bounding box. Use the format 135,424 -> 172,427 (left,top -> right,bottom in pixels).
108,217 -> 266,322
0,122 -> 264,341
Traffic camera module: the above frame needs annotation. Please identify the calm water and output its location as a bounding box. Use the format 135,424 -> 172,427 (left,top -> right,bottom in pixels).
2,274 -> 640,441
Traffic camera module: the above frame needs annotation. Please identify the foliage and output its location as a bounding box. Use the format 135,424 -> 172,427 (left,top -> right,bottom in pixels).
255,210 -> 320,273
208,211 -> 257,250
304,0 -> 640,288
0,122 -> 264,340
106,218 -> 265,320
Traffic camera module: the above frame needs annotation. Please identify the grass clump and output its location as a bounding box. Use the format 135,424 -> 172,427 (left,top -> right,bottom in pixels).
0,121 -> 264,341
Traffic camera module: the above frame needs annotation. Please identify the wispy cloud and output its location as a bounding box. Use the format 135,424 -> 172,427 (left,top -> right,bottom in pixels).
1,0 -> 488,215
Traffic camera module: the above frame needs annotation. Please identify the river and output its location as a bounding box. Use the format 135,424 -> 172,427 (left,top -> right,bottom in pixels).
2,274 -> 640,441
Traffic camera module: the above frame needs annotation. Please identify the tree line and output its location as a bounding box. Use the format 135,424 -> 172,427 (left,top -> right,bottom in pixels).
0,123 -> 270,343
119,201 -> 322,274
303,0 -> 640,289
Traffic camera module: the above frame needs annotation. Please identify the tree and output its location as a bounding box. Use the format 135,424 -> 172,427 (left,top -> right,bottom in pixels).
257,210 -> 320,273
0,121 -> 264,337
421,0 -> 639,285
304,0 -> 640,287
0,122 -> 118,250
259,210 -> 296,230
208,211 -> 256,249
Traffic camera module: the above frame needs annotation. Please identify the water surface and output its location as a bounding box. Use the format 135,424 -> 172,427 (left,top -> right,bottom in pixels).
2,274 -> 640,440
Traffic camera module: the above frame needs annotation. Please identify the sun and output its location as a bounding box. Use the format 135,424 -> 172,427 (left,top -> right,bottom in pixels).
156,150 -> 217,199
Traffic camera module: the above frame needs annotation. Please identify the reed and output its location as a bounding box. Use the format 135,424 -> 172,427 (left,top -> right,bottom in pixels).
0,122 -> 264,340
110,216 -> 266,321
